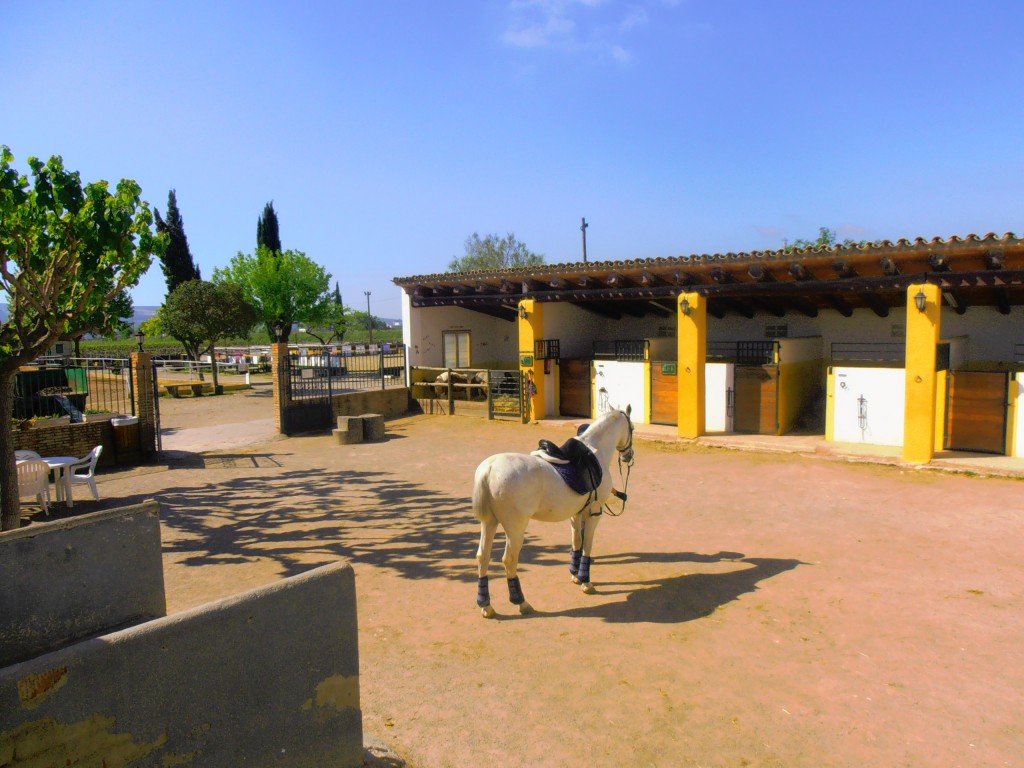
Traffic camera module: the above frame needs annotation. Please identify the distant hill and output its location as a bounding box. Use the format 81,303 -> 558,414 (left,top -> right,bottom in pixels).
0,304 -> 159,327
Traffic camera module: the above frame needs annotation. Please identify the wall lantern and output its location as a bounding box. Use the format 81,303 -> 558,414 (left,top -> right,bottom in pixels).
134,329 -> 145,352
274,322 -> 284,341
518,305 -> 529,320
680,297 -> 692,316
914,289 -> 928,314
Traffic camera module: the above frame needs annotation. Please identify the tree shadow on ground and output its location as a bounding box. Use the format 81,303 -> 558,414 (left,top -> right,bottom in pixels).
533,555 -> 806,624
106,456 -> 566,583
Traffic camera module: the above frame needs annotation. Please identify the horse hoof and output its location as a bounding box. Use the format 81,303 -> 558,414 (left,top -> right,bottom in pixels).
481,605 -> 496,619
580,582 -> 596,594
571,575 -> 582,585
519,601 -> 535,615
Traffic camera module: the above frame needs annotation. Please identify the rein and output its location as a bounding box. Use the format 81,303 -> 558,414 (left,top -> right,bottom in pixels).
593,411 -> 635,518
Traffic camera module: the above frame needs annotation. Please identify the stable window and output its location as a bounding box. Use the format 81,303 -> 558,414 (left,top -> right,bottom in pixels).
443,331 -> 470,368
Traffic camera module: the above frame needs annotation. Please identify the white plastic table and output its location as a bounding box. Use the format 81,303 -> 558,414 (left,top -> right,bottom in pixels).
41,456 -> 77,508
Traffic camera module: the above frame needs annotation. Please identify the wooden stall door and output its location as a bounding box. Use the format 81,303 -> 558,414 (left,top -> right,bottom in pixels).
733,366 -> 778,434
945,371 -> 1008,454
650,363 -> 678,425
559,359 -> 592,417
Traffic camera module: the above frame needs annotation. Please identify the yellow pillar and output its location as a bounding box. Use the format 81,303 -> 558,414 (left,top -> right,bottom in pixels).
677,292 -> 706,439
518,299 -> 546,421
903,283 -> 941,463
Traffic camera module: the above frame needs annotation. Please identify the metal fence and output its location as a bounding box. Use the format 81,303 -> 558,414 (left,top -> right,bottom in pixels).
289,346 -> 407,392
14,357 -> 134,422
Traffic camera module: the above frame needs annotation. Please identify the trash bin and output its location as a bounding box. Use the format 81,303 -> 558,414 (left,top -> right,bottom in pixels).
111,416 -> 140,461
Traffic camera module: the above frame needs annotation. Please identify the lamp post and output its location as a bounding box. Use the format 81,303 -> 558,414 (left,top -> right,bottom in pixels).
274,322 -> 284,342
365,291 -> 373,344
134,329 -> 145,352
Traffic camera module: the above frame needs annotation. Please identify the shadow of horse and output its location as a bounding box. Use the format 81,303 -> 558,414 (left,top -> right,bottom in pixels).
538,555 -> 806,624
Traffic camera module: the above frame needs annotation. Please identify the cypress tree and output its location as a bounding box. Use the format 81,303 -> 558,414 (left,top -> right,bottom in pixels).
154,190 -> 201,293
257,201 -> 282,253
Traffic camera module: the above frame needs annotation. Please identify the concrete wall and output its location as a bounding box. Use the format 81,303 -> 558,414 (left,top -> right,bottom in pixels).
0,502 -> 166,667
0,562 -> 362,768
331,387 -> 411,419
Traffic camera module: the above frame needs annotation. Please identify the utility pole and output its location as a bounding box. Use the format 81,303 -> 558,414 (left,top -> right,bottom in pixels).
581,217 -> 588,263
365,291 -> 373,344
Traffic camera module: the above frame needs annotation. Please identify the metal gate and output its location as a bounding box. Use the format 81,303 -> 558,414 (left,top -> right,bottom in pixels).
282,356 -> 334,435
488,370 -> 524,420
945,370 -> 1008,454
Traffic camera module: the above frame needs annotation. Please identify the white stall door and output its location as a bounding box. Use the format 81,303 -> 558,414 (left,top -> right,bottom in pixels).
832,367 -> 905,446
705,363 -> 734,432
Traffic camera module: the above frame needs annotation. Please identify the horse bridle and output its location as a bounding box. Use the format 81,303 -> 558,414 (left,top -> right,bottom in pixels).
601,410 -> 635,517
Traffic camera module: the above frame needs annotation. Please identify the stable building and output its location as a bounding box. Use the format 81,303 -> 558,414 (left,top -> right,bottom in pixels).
394,232 -> 1024,465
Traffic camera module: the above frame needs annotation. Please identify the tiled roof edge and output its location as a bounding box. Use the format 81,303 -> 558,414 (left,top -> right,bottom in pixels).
393,231 -> 1021,284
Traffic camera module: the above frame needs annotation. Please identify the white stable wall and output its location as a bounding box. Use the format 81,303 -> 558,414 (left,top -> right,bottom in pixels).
832,367 -> 906,446
402,300 -> 516,369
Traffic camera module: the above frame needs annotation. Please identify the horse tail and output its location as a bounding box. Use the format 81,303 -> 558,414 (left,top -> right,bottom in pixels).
472,460 -> 497,524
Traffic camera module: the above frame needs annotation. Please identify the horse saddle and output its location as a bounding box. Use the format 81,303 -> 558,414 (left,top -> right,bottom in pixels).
532,435 -> 603,495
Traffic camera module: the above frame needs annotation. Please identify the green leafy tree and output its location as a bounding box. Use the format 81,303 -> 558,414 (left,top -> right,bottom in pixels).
303,282 -> 348,344
257,201 -> 281,254
448,232 -> 544,272
0,146 -> 163,530
153,189 -> 201,293
213,246 -> 332,343
157,280 -> 257,390
788,226 -> 876,251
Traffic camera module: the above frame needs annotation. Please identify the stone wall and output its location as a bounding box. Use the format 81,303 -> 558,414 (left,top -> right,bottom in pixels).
331,387 -> 411,420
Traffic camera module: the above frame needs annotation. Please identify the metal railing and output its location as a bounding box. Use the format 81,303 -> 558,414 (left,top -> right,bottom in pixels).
14,357 -> 134,421
593,339 -> 648,361
708,341 -> 779,365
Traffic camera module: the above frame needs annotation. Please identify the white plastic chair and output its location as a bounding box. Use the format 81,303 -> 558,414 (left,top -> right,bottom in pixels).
15,449 -> 42,461
69,445 -> 103,501
17,459 -> 51,515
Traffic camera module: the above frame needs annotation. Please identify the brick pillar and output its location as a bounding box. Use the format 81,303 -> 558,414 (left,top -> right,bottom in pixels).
271,342 -> 291,435
131,351 -> 157,457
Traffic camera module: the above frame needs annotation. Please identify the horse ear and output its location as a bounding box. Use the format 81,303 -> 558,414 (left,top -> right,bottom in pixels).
625,404 -> 631,417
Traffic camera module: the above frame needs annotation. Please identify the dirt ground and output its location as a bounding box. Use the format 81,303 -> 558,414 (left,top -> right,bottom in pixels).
59,388 -> 1024,767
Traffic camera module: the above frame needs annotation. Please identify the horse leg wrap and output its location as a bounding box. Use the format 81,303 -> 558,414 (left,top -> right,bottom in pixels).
578,555 -> 592,585
507,576 -> 526,605
476,576 -> 491,607
569,548 -> 583,576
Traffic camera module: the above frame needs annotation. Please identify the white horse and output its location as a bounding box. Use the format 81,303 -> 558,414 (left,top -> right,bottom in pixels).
472,406 -> 634,618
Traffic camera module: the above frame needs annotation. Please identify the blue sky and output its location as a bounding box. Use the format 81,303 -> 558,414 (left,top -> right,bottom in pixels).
4,1 -> 1022,318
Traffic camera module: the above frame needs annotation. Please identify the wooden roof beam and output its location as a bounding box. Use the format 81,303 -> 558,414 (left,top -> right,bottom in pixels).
748,264 -> 776,283
710,267 -> 735,284
787,296 -> 819,318
860,292 -> 890,317
942,290 -> 967,315
719,298 -> 754,319
523,278 -> 549,292
928,253 -> 950,272
832,261 -> 859,279
790,263 -> 817,281
823,295 -> 854,317
668,268 -> 693,287
640,270 -> 663,287
880,256 -> 900,276
986,250 -> 1005,270
606,272 -> 634,289
994,287 -> 1011,315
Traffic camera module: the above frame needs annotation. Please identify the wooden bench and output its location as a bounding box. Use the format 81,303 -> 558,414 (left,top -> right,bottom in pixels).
165,384 -> 206,398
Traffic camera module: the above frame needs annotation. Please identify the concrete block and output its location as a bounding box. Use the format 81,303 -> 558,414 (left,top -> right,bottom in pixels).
0,501 -> 166,667
0,561 -> 363,767
334,416 -> 364,444
360,413 -> 385,441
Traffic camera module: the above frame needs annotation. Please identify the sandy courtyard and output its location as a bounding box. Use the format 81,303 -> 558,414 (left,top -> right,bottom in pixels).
78,388 -> 1024,767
